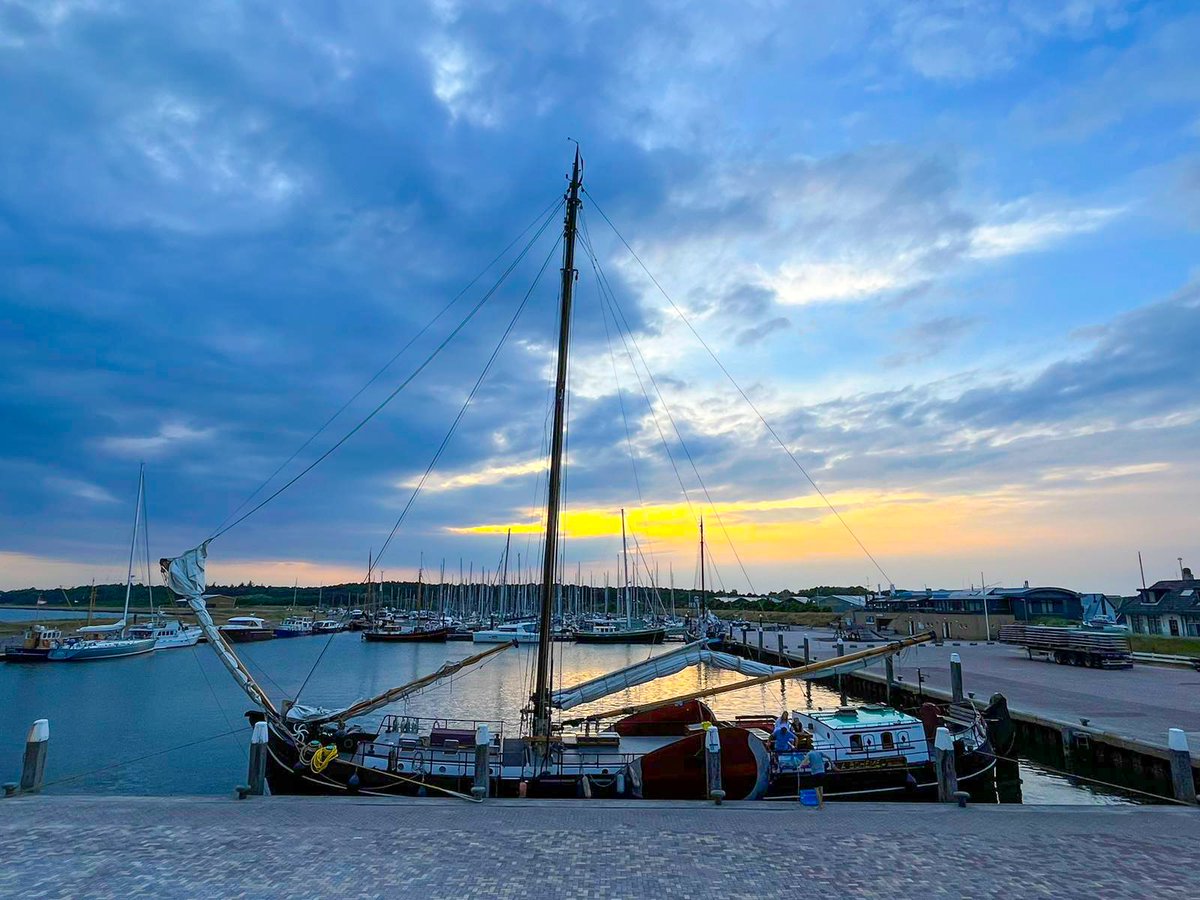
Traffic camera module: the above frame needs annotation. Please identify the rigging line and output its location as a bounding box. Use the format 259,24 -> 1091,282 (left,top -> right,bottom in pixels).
293,630 -> 338,706
581,214 -> 754,595
38,726 -> 246,790
208,202 -> 563,543
583,188 -> 893,586
371,233 -> 564,575
211,196 -> 565,537
583,236 -> 695,520
595,260 -> 647,507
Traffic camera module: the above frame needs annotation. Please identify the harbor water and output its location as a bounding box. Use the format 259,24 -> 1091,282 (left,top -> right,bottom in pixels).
0,633 -> 1143,803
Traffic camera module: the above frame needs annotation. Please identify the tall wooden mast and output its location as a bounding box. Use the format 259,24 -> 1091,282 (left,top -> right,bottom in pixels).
532,146 -> 583,741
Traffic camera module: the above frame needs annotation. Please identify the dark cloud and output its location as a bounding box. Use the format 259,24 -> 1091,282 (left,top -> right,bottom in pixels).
735,317 -> 791,346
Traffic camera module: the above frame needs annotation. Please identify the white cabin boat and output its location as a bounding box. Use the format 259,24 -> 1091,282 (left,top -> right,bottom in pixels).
127,616 -> 203,649
472,621 -> 539,643
274,616 -> 314,638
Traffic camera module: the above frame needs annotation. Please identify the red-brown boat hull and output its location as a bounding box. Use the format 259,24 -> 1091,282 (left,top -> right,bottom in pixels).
630,727 -> 769,800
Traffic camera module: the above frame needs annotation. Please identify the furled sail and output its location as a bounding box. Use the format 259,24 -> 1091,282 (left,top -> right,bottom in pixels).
551,640 -> 785,711
161,542 -> 278,716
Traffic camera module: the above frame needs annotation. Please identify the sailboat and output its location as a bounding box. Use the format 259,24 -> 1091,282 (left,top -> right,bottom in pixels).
50,466 -> 157,662
163,149 -> 950,800
572,510 -> 666,644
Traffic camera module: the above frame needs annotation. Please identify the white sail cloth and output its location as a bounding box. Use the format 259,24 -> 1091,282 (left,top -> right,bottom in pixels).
162,542 -> 277,715
551,640 -> 786,711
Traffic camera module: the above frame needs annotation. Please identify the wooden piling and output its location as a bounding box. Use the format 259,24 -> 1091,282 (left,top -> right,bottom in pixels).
247,721 -> 268,797
19,719 -> 49,795
1168,728 -> 1197,805
705,726 -> 724,804
950,652 -> 964,704
884,657 -> 895,705
836,640 -> 846,706
472,725 -> 491,800
777,632 -> 785,661
934,726 -> 957,802
803,636 -> 810,665
757,628 -> 764,661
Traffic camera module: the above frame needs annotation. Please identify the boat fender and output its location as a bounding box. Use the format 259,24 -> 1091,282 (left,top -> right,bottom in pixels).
347,773 -> 360,791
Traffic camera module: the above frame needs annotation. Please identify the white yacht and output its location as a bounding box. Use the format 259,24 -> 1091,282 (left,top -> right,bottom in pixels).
472,621 -> 539,643
127,616 -> 203,649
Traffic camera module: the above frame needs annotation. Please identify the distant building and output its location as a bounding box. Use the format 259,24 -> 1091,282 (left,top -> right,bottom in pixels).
1120,570 -> 1200,637
847,583 -> 1083,641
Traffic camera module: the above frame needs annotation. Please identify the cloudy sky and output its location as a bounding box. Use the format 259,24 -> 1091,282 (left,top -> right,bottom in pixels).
1,1 -> 1197,594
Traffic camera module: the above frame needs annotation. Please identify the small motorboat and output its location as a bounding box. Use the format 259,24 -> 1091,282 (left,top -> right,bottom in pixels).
312,619 -> 344,635
3,625 -> 65,662
472,621 -> 539,643
274,616 -> 315,638
219,616 -> 276,643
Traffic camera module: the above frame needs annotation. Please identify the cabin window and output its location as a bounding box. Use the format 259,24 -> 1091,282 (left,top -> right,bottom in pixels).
881,732 -> 894,750
849,734 -> 863,752
899,733 -> 909,744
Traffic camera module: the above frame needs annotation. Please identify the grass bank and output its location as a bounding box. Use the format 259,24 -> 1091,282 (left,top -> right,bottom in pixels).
1129,634 -> 1200,658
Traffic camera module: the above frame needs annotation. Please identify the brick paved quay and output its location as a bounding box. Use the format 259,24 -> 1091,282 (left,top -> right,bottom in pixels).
2,796 -> 1199,899
736,629 -> 1200,761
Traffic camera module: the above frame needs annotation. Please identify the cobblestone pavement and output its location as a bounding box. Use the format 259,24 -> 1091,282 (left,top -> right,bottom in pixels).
2,796 -> 1199,899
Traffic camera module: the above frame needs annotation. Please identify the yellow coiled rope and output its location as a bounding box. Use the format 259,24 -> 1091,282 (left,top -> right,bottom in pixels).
311,744 -> 339,773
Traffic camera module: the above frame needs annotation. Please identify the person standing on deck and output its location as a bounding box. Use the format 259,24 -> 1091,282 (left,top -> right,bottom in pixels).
772,717 -> 796,753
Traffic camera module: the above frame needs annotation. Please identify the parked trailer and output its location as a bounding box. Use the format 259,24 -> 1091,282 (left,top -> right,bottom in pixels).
997,625 -> 1133,670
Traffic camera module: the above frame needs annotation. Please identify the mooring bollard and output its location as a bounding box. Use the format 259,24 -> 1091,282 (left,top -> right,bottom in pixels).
836,640 -> 846,706
246,721 -> 268,797
705,726 -> 724,804
885,657 -> 895,706
1168,728 -> 1197,805
19,719 -> 49,794
950,652 -> 964,704
472,724 -> 490,800
934,726 -> 957,802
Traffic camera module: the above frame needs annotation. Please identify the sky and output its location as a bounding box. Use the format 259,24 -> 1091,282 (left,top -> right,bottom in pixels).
1,1 -> 1198,595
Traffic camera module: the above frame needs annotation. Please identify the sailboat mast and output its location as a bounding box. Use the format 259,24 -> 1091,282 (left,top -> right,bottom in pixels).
121,464 -> 145,631
532,146 -> 582,741
699,516 -> 706,625
621,508 -> 631,626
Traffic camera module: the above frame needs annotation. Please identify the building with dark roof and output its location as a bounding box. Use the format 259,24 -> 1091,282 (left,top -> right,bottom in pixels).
1119,570 -> 1200,637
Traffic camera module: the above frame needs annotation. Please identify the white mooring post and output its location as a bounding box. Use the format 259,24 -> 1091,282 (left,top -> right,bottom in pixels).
950,652 -> 964,704
20,719 -> 49,794
934,726 -> 957,802
473,724 -> 490,800
1168,728 -> 1197,805
247,721 -> 268,797
705,726 -> 724,805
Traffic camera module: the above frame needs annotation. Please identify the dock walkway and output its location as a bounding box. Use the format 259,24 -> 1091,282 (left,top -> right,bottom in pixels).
739,629 -> 1200,760
2,795 -> 1199,898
